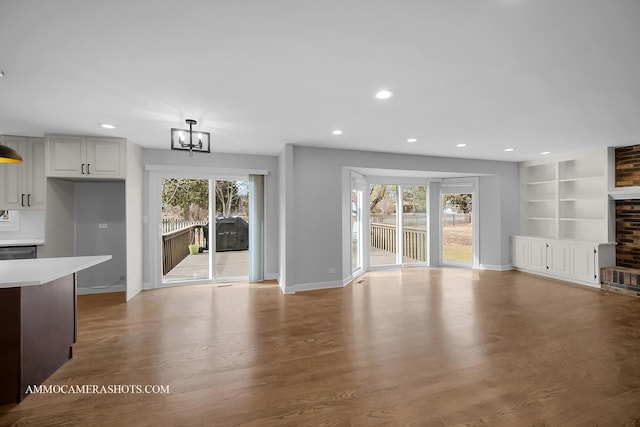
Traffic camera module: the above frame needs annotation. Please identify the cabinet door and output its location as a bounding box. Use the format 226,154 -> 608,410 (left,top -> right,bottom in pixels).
511,237 -> 529,268
46,135 -> 86,177
529,239 -> 547,272
85,137 -> 125,178
0,136 -> 27,209
25,138 -> 46,209
571,243 -> 596,283
547,240 -> 571,276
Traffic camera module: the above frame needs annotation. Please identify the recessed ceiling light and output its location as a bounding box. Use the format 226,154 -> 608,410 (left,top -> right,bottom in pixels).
407,138 -> 417,143
332,130 -> 343,135
540,151 -> 550,155
504,148 -> 515,152
100,123 -> 115,129
375,90 -> 393,100
456,143 -> 467,148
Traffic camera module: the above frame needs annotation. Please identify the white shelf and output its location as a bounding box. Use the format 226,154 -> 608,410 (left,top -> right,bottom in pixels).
519,147 -> 612,242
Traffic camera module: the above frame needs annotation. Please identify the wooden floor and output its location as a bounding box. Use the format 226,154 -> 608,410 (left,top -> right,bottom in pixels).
2,268 -> 640,426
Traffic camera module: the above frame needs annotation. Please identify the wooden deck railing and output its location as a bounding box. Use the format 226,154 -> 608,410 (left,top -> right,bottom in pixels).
370,223 -> 427,262
162,225 -> 207,275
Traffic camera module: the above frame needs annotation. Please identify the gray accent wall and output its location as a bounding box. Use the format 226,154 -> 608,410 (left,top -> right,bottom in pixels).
287,145 -> 520,291
141,145 -> 519,293
75,181 -> 127,290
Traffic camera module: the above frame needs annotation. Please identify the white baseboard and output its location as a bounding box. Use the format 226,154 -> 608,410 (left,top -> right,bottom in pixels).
77,284 -> 126,295
512,267 -> 600,289
265,273 -> 279,281
284,279 -> 346,294
477,264 -> 513,271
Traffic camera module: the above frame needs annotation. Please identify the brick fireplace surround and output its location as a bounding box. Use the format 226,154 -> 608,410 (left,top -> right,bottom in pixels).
601,145 -> 640,297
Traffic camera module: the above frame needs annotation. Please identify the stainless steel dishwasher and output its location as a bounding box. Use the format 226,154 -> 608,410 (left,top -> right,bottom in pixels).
0,245 -> 37,260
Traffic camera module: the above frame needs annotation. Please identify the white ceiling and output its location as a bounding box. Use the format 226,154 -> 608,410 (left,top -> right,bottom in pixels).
1,0 -> 639,162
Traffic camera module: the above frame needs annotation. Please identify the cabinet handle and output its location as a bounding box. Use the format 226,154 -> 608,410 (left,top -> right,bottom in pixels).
87,163 -> 90,175
82,163 -> 85,174
21,194 -> 25,207
27,194 -> 31,207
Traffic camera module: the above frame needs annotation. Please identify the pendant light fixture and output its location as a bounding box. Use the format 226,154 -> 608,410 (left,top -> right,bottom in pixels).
0,144 -> 23,163
170,119 -> 211,156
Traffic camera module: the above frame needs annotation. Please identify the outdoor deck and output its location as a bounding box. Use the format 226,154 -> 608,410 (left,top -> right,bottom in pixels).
164,247 -> 424,284
163,250 -> 249,282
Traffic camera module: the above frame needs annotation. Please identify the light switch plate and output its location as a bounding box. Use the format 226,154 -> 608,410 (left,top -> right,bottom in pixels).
99,223 -> 108,229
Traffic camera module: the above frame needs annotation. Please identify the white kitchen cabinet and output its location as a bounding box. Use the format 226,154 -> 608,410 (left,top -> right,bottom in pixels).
511,235 -> 616,288
0,136 -> 45,210
45,135 -> 125,179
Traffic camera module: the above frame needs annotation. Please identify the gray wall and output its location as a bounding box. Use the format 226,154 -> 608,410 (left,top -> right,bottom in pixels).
142,149 -> 280,284
286,145 -> 520,291
40,178 -> 75,258
141,145 -> 519,293
75,181 -> 126,290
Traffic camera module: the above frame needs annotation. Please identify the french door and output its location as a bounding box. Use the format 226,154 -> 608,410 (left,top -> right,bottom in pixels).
369,183 -> 428,268
440,179 -> 477,266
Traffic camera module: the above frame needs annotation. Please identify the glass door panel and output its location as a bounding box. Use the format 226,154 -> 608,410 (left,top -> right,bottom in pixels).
442,192 -> 473,265
402,185 -> 427,263
351,183 -> 363,273
214,179 -> 249,279
161,178 -> 211,283
370,184 -> 398,267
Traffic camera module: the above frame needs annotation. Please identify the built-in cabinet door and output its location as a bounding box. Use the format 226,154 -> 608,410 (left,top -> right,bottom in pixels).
571,243 -> 596,283
511,237 -> 529,268
85,137 -> 124,178
529,239 -> 547,272
0,136 -> 25,209
25,138 -> 46,209
46,135 -> 86,177
547,240 -> 571,276
0,137 -> 44,210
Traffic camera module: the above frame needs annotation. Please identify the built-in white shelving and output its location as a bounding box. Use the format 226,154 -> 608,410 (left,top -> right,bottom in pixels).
519,147 -> 613,243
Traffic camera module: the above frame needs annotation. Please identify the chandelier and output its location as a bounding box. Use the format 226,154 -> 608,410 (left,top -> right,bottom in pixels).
171,119 -> 211,156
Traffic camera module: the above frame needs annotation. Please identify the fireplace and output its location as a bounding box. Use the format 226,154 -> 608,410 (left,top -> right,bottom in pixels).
601,145 -> 640,297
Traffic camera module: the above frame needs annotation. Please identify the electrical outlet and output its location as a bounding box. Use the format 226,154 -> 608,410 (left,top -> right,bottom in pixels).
98,223 -> 108,229
328,267 -> 336,274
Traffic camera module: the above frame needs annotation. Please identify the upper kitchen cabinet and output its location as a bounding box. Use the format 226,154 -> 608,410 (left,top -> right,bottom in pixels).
45,135 -> 126,179
0,136 -> 45,210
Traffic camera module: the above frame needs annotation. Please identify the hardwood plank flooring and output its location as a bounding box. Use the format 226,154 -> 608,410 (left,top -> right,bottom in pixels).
1,268 -> 640,426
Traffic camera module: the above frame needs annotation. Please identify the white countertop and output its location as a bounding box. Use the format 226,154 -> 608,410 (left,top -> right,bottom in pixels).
0,255 -> 112,288
0,239 -> 45,247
